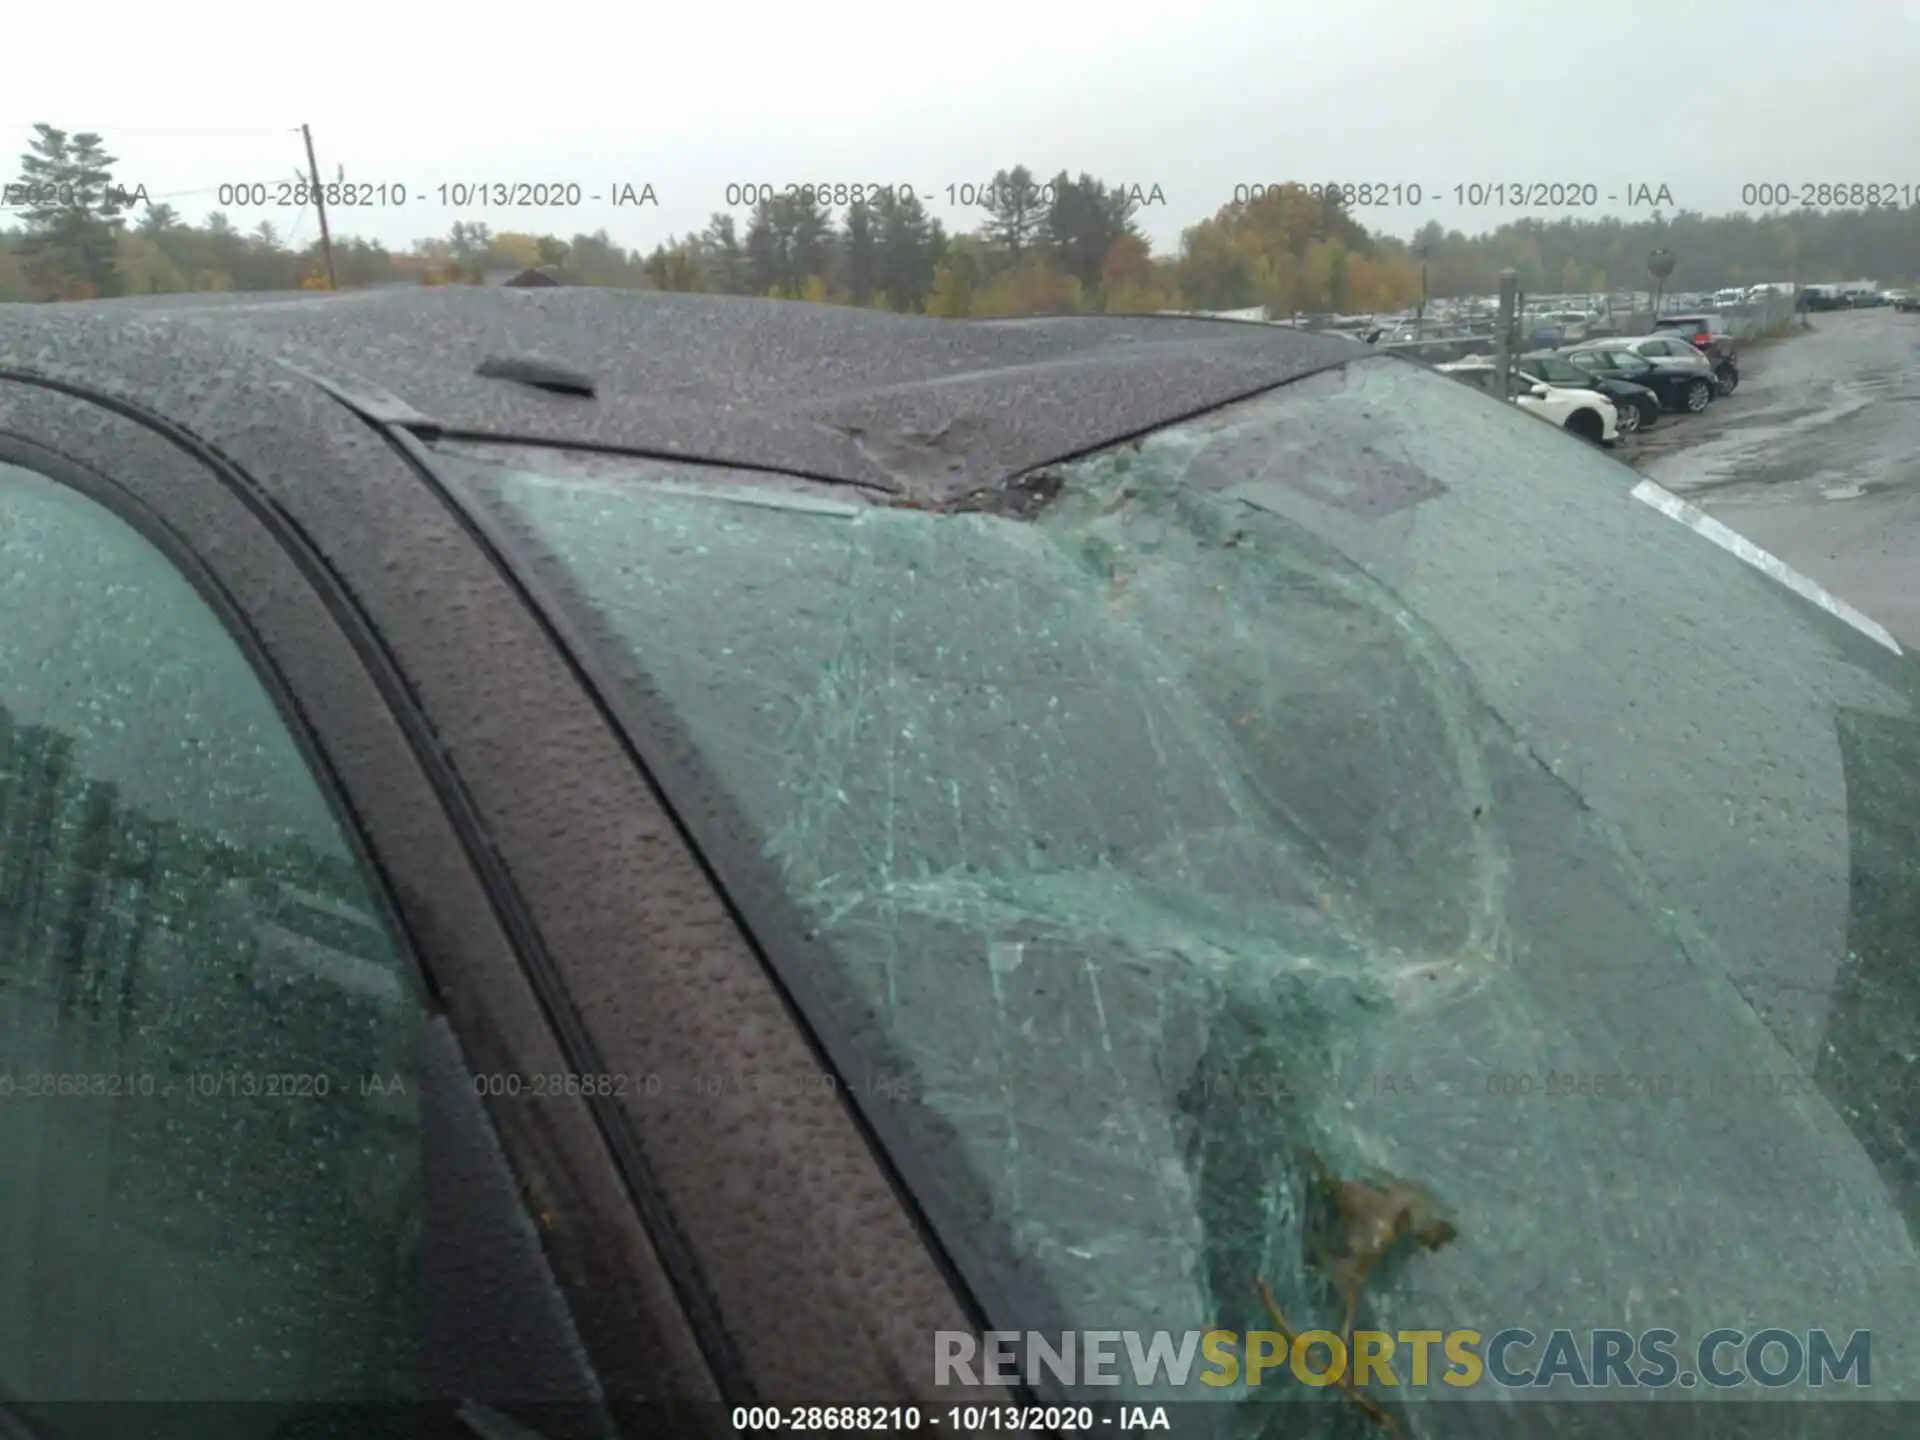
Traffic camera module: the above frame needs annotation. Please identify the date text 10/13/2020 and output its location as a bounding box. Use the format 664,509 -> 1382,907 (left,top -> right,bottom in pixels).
0,1069 -> 374,1100
1226,181 -> 1676,209
205,181 -> 662,210
727,1405 -> 1171,1432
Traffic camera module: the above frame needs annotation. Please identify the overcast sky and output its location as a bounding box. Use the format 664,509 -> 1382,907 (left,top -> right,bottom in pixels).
5,1 -> 1917,258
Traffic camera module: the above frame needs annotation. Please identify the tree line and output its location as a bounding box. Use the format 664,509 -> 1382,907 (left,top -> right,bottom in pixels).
7,124 -> 1919,316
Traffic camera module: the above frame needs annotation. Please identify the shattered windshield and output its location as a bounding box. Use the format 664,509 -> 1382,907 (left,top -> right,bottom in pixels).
435,355 -> 1920,1434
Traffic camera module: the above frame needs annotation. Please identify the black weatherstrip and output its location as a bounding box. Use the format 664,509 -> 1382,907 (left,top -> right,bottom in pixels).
366,419 -> 1005,1345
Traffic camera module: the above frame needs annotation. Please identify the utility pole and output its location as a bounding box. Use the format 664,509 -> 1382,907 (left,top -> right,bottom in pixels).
301,124 -> 337,291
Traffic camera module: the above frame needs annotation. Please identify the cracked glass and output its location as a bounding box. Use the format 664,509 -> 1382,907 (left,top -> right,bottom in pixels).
439,356 -> 1920,1434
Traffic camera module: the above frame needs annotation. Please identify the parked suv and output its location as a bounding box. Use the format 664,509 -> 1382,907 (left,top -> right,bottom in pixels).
1565,337 -> 1718,413
1652,315 -> 1732,356
1651,315 -> 1740,395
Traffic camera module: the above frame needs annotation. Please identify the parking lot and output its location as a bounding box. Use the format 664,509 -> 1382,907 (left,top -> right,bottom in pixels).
1632,308 -> 1920,646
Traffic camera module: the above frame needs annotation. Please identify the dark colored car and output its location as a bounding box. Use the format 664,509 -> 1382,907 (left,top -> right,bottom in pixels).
1896,295 -> 1920,313
1517,350 -> 1660,433
1651,316 -> 1741,395
1561,340 -> 1718,413
3,289 -> 1919,1440
1650,314 -> 1732,358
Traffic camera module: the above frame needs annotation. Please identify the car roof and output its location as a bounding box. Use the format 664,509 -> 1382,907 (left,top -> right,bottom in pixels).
0,289 -> 1362,498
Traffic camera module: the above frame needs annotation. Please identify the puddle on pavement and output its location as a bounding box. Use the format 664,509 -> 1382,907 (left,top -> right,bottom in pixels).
1646,394 -> 1881,491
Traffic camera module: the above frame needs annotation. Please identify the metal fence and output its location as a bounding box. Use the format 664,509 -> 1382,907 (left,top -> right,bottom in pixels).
1368,290 -> 1803,367
1635,290 -> 1803,340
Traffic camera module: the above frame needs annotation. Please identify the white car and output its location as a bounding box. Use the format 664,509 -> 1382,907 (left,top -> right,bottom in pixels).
1711,288 -> 1748,309
1436,358 -> 1620,444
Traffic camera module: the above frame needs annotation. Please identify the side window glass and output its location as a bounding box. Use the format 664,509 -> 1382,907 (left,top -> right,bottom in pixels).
0,461 -> 422,1415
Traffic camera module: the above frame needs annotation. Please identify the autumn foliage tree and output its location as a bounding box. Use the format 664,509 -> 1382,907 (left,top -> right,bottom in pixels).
1173,185 -> 1421,316
1100,233 -> 1174,311
971,255 -> 1083,316
922,261 -> 971,317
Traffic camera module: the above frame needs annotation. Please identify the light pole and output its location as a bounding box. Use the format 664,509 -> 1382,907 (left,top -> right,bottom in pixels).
1414,243 -> 1430,330
1648,247 -> 1675,318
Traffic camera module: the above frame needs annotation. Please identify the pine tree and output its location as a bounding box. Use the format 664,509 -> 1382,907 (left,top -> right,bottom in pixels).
13,124 -> 127,298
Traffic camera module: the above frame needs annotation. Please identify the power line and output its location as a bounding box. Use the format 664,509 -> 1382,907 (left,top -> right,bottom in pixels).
51,126 -> 300,139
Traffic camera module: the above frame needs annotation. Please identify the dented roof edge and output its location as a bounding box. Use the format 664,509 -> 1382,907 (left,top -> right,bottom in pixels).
859,352 -> 1374,514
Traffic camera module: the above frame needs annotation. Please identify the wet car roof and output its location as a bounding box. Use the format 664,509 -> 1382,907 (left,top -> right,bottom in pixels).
0,289 -> 1364,497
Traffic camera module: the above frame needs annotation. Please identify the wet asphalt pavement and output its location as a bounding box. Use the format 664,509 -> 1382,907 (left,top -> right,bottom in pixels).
1628,308 -> 1920,646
